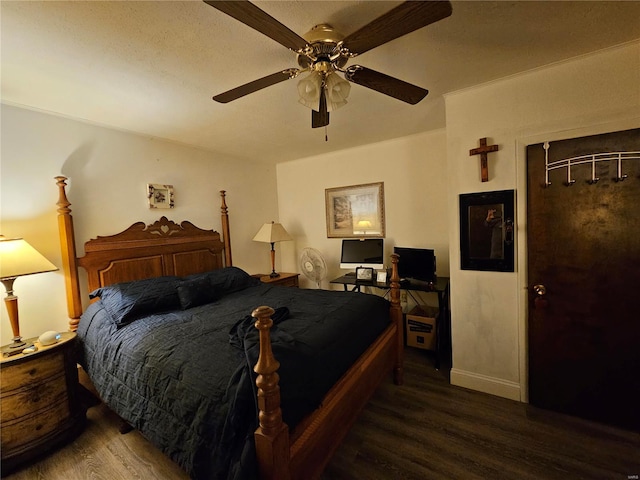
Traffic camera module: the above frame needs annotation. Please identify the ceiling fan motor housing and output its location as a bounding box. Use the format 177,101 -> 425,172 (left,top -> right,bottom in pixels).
297,24 -> 348,70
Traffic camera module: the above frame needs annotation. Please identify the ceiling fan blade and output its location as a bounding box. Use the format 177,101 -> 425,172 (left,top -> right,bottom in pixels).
312,86 -> 329,128
203,1 -> 308,52
345,66 -> 428,105
213,70 -> 299,103
342,1 -> 452,56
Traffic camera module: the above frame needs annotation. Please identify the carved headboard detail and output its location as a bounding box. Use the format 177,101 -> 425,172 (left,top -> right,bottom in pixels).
55,176 -> 232,331
79,216 -> 226,293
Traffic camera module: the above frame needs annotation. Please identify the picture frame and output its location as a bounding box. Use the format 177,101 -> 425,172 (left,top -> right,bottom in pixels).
325,182 -> 385,238
376,270 -> 388,284
356,267 -> 374,282
459,189 -> 515,272
147,183 -> 175,209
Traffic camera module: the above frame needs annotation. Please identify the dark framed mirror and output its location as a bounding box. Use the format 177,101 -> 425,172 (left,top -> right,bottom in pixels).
459,189 -> 515,272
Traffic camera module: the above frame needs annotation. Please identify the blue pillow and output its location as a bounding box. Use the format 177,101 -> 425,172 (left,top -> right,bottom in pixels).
89,276 -> 181,327
185,267 -> 259,296
177,276 -> 219,310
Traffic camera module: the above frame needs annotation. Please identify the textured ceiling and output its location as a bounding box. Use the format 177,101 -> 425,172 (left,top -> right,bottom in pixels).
2,1 -> 640,164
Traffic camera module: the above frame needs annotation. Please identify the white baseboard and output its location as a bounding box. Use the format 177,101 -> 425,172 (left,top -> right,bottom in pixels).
450,368 -> 522,401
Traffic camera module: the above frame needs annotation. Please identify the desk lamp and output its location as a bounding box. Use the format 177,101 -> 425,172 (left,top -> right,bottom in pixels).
252,222 -> 292,278
0,237 -> 58,354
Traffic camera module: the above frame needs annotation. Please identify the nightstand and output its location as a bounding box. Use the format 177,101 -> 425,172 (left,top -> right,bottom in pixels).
1,331 -> 85,473
253,272 -> 300,287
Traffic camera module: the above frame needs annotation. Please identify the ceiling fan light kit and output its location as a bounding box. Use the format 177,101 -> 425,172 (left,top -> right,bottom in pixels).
206,1 -> 452,130
298,71 -> 350,113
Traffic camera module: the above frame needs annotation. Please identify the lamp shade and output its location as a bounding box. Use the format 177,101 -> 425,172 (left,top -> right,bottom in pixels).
252,222 -> 292,244
0,238 -> 58,280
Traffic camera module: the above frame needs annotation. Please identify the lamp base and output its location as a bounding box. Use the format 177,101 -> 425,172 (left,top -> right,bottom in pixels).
9,338 -> 26,348
269,272 -> 281,278
1,339 -> 34,358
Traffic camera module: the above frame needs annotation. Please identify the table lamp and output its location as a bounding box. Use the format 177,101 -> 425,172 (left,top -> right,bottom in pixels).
252,221 -> 292,278
0,237 -> 58,354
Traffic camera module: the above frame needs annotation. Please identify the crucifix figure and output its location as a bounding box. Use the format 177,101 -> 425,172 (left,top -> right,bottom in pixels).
470,137 -> 499,182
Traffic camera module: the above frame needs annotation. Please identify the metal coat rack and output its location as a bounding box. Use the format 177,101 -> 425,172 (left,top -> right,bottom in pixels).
543,141 -> 640,186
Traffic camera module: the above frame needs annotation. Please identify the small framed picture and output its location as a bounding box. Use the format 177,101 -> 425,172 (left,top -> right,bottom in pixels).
356,267 -> 374,282
376,271 -> 388,283
147,183 -> 175,209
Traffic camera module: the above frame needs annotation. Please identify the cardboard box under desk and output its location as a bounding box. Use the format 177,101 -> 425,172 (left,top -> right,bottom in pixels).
405,305 -> 438,350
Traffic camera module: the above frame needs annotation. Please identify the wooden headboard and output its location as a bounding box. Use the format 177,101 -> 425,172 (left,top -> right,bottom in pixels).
55,176 -> 233,331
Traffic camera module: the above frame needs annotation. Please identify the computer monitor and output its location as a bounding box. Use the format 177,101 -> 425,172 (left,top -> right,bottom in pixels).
393,247 -> 436,282
340,239 -> 384,270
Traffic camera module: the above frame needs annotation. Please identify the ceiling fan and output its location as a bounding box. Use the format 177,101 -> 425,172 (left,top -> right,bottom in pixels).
204,1 -> 452,129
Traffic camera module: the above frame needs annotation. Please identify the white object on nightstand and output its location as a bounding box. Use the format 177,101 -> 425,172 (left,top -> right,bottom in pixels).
39,330 -> 61,346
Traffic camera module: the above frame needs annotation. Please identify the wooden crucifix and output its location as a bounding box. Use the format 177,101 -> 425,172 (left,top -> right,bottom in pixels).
469,137 -> 499,182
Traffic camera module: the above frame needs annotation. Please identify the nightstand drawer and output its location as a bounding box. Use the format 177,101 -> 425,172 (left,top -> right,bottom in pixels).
1,398 -> 70,453
1,351 -> 64,388
1,373 -> 67,422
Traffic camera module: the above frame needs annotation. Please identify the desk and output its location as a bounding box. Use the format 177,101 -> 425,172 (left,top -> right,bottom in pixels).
330,275 -> 450,369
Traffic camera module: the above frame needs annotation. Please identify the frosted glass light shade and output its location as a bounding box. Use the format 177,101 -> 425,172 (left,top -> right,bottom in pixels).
325,72 -> 350,111
298,73 -> 323,110
297,72 -> 350,112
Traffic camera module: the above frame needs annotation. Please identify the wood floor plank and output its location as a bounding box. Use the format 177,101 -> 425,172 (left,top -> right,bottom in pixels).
4,348 -> 639,480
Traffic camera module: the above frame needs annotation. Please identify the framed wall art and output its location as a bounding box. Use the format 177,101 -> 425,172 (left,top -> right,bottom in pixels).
459,189 -> 515,272
325,182 -> 385,238
147,183 -> 175,209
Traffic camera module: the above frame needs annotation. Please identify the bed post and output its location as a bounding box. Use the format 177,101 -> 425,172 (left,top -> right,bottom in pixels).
389,253 -> 404,385
252,306 -> 291,480
220,191 -> 233,267
55,176 -> 83,332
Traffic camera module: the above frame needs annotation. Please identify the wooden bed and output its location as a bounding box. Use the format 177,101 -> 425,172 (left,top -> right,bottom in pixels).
54,176 -> 404,480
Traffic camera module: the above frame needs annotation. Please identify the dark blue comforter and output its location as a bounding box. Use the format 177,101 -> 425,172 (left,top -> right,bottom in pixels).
77,280 -> 390,479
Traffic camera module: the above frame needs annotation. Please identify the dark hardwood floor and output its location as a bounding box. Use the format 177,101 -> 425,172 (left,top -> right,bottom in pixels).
4,348 -> 639,480
322,349 -> 640,480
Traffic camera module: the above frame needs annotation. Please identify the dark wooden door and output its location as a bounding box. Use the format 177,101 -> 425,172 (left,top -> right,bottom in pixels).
527,128 -> 640,431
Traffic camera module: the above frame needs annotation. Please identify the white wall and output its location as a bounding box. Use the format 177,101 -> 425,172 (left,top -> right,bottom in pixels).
0,104 -> 279,342
276,129 -> 449,304
445,41 -> 640,400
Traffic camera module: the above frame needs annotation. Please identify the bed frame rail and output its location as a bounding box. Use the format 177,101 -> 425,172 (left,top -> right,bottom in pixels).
252,254 -> 403,480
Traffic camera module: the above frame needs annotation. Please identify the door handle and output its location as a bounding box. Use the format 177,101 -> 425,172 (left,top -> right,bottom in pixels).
533,284 -> 548,309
